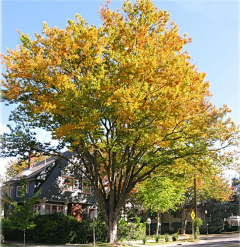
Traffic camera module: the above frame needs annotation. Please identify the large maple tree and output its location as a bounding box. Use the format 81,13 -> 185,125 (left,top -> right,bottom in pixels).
1,0 -> 239,243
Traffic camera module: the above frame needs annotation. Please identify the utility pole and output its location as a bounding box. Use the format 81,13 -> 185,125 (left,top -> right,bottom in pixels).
194,177 -> 197,218
194,176 -> 198,239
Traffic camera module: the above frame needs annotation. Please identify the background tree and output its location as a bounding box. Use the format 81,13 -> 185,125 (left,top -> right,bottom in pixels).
1,0 -> 239,243
178,172 -> 234,234
4,178 -> 40,246
4,155 -> 50,181
135,174 -> 185,235
204,177 -> 240,228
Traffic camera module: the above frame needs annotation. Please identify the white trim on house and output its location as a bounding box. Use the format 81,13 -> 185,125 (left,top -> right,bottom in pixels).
61,176 -> 75,192
16,186 -> 21,198
9,187 -> 14,198
34,203 -> 67,216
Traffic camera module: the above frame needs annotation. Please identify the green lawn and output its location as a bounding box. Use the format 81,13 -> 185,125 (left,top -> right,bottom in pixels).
1,243 -> 133,247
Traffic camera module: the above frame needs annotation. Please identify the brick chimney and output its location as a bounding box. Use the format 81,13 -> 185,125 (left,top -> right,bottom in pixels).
28,153 -> 34,168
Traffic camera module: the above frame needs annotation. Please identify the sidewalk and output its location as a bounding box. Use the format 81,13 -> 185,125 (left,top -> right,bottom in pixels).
0,235 -> 210,247
120,234 -> 197,246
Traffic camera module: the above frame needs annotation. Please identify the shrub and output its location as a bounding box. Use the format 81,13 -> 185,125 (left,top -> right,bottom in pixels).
3,213 -> 107,244
129,222 -> 146,240
142,235 -> 147,244
2,218 -> 24,241
194,218 -> 203,235
172,233 -> 178,241
165,234 -> 169,242
32,213 -> 80,244
94,219 -> 107,242
155,234 -> 161,242
208,226 -> 223,234
199,227 -> 207,234
3,213 -> 146,244
117,220 -> 129,241
230,226 -> 240,231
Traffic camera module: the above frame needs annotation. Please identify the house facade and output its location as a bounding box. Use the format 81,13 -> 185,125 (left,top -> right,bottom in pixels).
1,152 -> 97,221
143,208 -> 208,234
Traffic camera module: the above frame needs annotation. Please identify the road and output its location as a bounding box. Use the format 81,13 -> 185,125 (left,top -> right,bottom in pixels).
168,233 -> 240,246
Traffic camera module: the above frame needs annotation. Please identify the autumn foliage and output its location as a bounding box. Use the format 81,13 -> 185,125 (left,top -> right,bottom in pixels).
1,0 -> 239,243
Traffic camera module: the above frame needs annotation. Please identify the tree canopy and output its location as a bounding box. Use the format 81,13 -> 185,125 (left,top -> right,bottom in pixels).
1,0 -> 239,243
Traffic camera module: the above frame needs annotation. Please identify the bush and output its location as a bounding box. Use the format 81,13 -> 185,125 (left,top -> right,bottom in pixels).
2,213 -> 146,244
208,226 -> 223,234
129,222 -> 146,240
117,220 -> 129,241
199,227 -> 207,234
230,226 -> 240,231
193,218 -> 203,235
2,218 -> 24,241
165,234 -> 169,242
94,219 -> 107,242
2,213 -> 107,244
172,233 -> 178,241
117,220 -> 145,241
142,235 -> 147,244
32,213 -> 81,244
155,234 -> 161,243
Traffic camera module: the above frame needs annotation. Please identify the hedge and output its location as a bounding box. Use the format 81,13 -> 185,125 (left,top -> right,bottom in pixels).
2,213 -> 145,244
2,213 -> 106,244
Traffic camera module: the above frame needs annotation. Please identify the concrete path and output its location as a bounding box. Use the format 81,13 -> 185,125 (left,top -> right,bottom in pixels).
2,233 -> 240,246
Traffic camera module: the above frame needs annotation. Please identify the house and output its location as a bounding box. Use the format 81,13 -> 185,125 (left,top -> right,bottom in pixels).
1,152 -> 97,221
144,208 -> 208,234
228,215 -> 240,227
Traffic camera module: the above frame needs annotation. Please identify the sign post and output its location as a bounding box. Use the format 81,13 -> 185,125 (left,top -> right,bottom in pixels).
89,206 -> 98,247
146,218 -> 151,237
191,211 -> 195,238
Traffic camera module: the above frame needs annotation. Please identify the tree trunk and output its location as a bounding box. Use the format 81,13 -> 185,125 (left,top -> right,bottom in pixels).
107,218 -> 118,244
95,187 -> 121,244
180,208 -> 186,234
180,205 -> 193,234
194,223 -> 198,239
181,217 -> 188,234
156,211 -> 161,235
23,229 -> 26,247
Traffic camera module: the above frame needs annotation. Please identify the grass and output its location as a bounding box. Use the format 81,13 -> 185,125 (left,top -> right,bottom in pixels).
1,243 -> 133,247
2,244 -> 19,247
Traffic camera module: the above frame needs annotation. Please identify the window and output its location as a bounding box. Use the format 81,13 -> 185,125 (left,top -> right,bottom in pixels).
52,205 -> 57,214
82,179 -> 91,194
9,187 -> 14,198
44,204 -> 65,215
62,176 -> 74,191
173,214 -> 180,218
16,186 -> 21,197
58,206 -> 64,213
45,205 -> 51,214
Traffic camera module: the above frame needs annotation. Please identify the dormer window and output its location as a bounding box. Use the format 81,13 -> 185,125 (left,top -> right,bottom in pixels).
82,179 -> 91,194
62,176 -> 74,191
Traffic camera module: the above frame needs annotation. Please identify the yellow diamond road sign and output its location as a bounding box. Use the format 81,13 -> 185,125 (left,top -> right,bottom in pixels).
191,211 -> 195,220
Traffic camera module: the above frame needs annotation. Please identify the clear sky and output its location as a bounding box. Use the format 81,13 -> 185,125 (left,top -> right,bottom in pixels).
0,0 -> 239,176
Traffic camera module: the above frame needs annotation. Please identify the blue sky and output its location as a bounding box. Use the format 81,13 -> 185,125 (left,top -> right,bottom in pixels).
0,0 -> 239,175
1,0 -> 239,125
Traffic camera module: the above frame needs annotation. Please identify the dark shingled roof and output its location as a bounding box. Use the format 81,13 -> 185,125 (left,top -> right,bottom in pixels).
4,156 -> 57,184
3,151 -> 72,185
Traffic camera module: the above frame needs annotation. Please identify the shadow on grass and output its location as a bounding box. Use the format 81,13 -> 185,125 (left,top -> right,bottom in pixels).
1,243 -> 133,247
